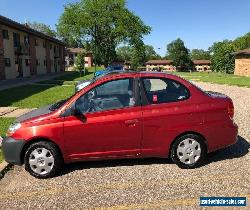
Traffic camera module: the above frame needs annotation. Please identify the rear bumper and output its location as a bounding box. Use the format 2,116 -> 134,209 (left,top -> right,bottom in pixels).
207,121 -> 238,153
2,137 -> 25,165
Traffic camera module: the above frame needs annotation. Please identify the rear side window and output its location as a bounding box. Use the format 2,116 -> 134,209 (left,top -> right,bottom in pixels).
142,78 -> 190,104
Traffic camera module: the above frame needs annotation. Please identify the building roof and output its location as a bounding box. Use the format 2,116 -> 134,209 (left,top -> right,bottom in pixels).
234,48 -> 250,56
0,15 -> 64,45
192,60 -> 211,65
146,60 -> 173,65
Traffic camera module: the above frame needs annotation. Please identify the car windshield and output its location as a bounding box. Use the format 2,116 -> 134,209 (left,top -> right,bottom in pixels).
49,99 -> 68,111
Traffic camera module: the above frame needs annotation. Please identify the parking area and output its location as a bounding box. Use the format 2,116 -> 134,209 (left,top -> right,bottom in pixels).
0,82 -> 249,209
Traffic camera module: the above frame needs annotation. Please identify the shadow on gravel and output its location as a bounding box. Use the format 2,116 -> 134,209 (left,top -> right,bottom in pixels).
60,135 -> 249,176
61,158 -> 172,176
206,135 -> 250,164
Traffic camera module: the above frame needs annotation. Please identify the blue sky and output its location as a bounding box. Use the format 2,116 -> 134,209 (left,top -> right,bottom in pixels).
0,0 -> 250,56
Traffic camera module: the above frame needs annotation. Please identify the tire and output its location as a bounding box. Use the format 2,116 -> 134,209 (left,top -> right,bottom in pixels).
171,134 -> 207,169
24,141 -> 63,179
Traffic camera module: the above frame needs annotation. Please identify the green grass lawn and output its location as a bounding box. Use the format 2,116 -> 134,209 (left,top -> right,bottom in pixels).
171,72 -> 250,87
0,70 -> 98,108
0,118 -> 15,163
0,84 -> 74,108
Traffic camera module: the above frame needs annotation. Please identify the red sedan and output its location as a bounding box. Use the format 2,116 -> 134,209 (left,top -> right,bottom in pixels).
2,71 -> 238,178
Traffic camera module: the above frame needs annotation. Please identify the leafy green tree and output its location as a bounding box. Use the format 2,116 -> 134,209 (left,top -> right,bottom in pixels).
145,45 -> 161,61
57,0 -> 151,67
131,42 -> 146,69
209,40 -> 235,73
166,38 -> 192,71
116,44 -> 161,66
232,32 -> 250,51
27,22 -> 57,37
191,49 -> 210,60
116,45 -> 133,61
75,52 -> 87,75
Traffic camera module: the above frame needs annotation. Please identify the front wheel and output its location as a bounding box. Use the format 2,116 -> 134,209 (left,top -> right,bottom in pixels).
24,141 -> 63,179
171,134 -> 207,169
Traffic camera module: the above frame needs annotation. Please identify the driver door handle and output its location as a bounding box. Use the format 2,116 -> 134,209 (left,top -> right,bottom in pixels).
124,119 -> 139,127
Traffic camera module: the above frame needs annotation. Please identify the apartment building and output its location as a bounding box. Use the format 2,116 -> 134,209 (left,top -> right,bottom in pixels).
193,60 -> 211,72
0,15 -> 65,80
146,60 -> 176,71
65,48 -> 93,68
146,59 -> 211,72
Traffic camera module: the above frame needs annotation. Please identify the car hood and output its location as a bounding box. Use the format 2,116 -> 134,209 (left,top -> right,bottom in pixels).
15,105 -> 52,123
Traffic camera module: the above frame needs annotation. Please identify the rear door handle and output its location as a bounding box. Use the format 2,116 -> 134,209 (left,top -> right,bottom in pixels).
125,119 -> 139,126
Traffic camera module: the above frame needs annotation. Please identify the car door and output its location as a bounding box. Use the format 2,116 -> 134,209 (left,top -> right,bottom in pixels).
140,77 -> 194,157
63,77 -> 142,160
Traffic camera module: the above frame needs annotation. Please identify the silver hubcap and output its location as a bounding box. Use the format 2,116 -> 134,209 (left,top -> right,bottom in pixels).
29,148 -> 54,175
177,138 -> 201,165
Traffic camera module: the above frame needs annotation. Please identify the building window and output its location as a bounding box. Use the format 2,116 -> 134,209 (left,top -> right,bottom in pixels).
2,30 -> 9,39
35,39 -> 39,46
4,58 -> 11,67
36,59 -> 39,66
43,40 -> 46,48
13,33 -> 20,47
25,59 -> 30,66
50,44 -> 52,50
24,35 -> 29,46
44,60 -> 47,66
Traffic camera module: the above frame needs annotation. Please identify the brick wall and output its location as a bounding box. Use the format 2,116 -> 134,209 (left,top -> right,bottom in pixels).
46,40 -> 51,73
29,35 -> 37,76
0,25 -> 6,80
60,45 -> 65,72
235,55 -> 250,77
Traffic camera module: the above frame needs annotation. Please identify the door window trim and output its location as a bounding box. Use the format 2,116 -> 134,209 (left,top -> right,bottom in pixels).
74,77 -> 139,115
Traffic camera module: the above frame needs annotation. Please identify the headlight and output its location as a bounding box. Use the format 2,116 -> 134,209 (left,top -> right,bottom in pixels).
8,123 -> 21,134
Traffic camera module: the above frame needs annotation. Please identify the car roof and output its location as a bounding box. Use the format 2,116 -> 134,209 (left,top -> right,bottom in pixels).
98,70 -> 193,87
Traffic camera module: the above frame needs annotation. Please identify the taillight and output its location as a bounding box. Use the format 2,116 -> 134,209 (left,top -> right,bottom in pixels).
228,102 -> 234,119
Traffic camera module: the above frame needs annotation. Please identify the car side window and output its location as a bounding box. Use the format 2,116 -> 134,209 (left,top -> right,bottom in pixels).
76,78 -> 135,113
142,78 -> 189,104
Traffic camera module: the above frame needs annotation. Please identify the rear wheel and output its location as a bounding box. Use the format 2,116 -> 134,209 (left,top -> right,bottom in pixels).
24,141 -> 62,179
171,134 -> 207,169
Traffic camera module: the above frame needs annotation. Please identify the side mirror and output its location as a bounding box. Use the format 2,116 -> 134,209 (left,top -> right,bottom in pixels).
71,104 -> 82,116
71,104 -> 87,122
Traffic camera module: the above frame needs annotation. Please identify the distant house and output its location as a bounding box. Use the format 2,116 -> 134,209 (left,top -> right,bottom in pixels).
146,60 -> 176,71
0,15 -> 65,80
234,48 -> 250,77
193,60 -> 211,72
65,48 -> 93,68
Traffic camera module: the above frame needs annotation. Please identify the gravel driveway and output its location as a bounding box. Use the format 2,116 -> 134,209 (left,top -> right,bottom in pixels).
0,82 -> 249,209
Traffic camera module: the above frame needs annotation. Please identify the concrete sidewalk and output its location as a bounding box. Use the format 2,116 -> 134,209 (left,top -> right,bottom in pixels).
0,107 -> 35,118
0,72 -> 72,91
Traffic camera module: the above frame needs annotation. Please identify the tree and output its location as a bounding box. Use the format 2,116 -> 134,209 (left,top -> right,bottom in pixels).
116,44 -> 161,69
57,0 -> 151,67
144,45 -> 161,61
27,22 -> 57,37
191,49 -> 210,60
166,38 -> 192,71
209,40 -> 235,73
116,45 -> 133,61
232,32 -> 250,51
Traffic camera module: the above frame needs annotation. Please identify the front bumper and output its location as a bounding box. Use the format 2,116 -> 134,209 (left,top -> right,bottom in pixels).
2,137 -> 25,165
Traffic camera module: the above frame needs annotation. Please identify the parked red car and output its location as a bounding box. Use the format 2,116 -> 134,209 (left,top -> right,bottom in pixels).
2,72 -> 238,178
